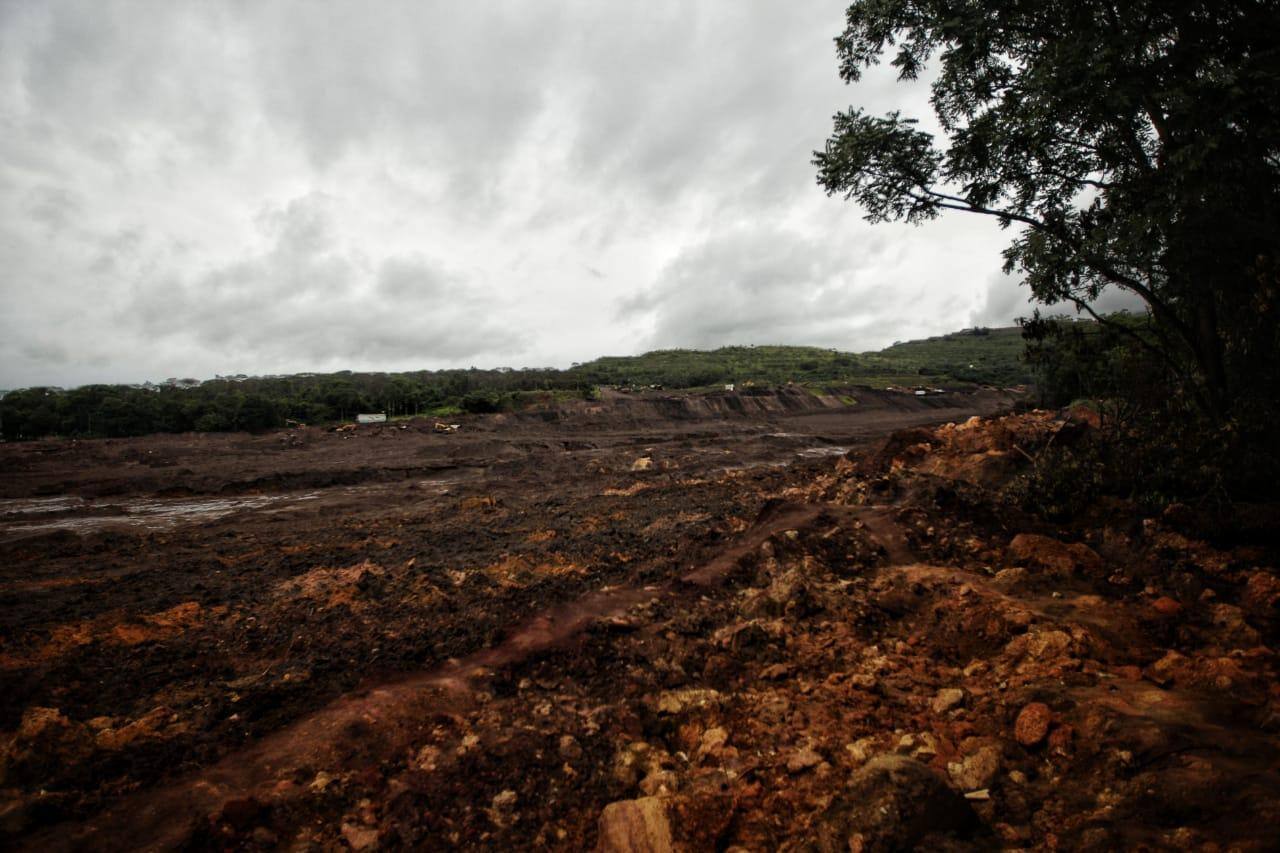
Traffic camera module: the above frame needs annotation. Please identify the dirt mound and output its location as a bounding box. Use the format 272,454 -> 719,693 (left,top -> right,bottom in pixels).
518,386 -> 1011,428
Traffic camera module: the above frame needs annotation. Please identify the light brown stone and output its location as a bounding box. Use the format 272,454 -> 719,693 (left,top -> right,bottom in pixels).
1015,702 -> 1052,747
596,797 -> 673,853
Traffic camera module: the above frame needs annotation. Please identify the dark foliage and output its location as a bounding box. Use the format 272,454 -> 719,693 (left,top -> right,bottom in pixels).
816,0 -> 1280,418
0,331 -> 1032,440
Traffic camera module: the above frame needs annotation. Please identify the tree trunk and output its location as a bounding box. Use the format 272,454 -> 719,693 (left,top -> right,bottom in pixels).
1194,297 -> 1229,419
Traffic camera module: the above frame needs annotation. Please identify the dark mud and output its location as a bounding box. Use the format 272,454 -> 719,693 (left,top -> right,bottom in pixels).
0,387 -> 1011,847
17,390 -> 1275,851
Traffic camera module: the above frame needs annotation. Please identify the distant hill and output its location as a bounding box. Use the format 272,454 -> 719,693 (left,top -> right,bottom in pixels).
567,325 -> 1030,390
0,326 -> 1032,440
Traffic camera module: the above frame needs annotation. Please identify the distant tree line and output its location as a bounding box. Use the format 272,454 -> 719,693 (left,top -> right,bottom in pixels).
0,331 -> 1037,441
0,369 -> 595,440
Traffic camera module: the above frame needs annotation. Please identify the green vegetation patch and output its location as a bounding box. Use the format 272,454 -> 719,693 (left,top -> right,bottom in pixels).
0,326 -> 1034,440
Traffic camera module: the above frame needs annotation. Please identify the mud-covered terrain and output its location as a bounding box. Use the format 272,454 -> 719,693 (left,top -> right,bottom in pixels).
0,387 -> 1002,844
3,385 -> 1278,851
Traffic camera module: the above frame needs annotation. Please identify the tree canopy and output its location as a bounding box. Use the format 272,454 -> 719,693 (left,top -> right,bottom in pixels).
815,0 -> 1280,416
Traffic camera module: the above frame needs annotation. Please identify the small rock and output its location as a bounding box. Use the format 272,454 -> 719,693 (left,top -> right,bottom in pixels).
309,771 -> 336,792
759,663 -> 794,680
1242,571 -> 1280,614
910,732 -> 939,759
947,745 -> 1001,790
611,741 -> 655,788
813,755 -> 978,852
844,737 -> 878,764
1048,723 -> 1074,756
932,688 -> 966,714
1207,602 -> 1261,646
631,457 -> 653,472
489,789 -> 519,828
341,822 -> 380,851
1151,596 -> 1182,616
597,797 -> 673,853
1146,650 -> 1188,686
1025,630 -> 1072,661
251,827 -> 278,846
698,726 -> 729,761
218,796 -> 263,831
787,746 -> 824,774
656,688 -> 722,716
1008,533 -> 1103,577
559,735 -> 583,762
1015,702 -> 1052,747
638,768 -> 680,796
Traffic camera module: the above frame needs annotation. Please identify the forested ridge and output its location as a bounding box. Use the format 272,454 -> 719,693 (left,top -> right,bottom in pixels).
1,325 -> 1034,439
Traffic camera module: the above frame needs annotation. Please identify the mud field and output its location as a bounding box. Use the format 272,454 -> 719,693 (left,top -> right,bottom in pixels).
3,386 -> 1279,851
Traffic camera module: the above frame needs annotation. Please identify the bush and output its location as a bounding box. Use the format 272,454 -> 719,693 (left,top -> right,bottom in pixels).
460,391 -> 505,414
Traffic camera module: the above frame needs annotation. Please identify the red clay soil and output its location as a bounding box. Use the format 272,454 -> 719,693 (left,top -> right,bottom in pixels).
3,387 -> 1279,851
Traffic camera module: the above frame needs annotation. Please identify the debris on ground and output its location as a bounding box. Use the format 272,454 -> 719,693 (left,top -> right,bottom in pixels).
2,391 -> 1277,850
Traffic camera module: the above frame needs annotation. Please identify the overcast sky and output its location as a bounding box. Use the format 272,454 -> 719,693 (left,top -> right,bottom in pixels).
1,1 -> 1111,388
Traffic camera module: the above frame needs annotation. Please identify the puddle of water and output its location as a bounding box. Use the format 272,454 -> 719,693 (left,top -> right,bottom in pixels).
717,460 -> 789,474
0,496 -> 88,516
414,474 -> 466,493
795,445 -> 849,459
3,493 -> 312,534
715,445 -> 849,475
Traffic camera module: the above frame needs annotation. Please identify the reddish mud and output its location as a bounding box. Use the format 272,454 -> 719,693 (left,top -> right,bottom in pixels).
0,386 -> 1007,846
4,387 -> 1278,851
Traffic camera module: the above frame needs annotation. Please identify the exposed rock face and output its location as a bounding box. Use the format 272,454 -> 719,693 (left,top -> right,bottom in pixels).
813,755 -> 979,852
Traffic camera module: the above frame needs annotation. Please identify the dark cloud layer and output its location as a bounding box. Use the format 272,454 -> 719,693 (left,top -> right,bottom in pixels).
0,1 -> 1102,388
969,273 -> 1145,329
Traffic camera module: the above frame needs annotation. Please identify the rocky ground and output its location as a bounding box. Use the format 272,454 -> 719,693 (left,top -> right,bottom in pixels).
2,390 -> 1278,850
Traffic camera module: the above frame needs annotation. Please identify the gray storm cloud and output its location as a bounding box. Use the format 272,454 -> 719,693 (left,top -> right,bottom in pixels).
1,0 -> 1041,389
969,273 -> 1146,329
621,225 -> 889,351
130,193 -> 525,364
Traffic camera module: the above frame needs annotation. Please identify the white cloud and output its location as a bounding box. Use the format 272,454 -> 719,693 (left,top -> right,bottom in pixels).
0,0 -> 1031,388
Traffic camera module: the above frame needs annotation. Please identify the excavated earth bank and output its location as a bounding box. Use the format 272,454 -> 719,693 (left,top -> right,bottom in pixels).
3,386 -> 1278,850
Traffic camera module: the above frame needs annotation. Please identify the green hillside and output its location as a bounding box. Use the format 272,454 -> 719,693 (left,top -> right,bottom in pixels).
568,326 -> 1030,390
1,326 -> 1032,440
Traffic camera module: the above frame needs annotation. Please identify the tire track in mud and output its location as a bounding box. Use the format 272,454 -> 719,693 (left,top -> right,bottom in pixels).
26,503 -> 830,852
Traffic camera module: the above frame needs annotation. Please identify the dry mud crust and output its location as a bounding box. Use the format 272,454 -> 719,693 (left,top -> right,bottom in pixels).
0,387 -> 1009,846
